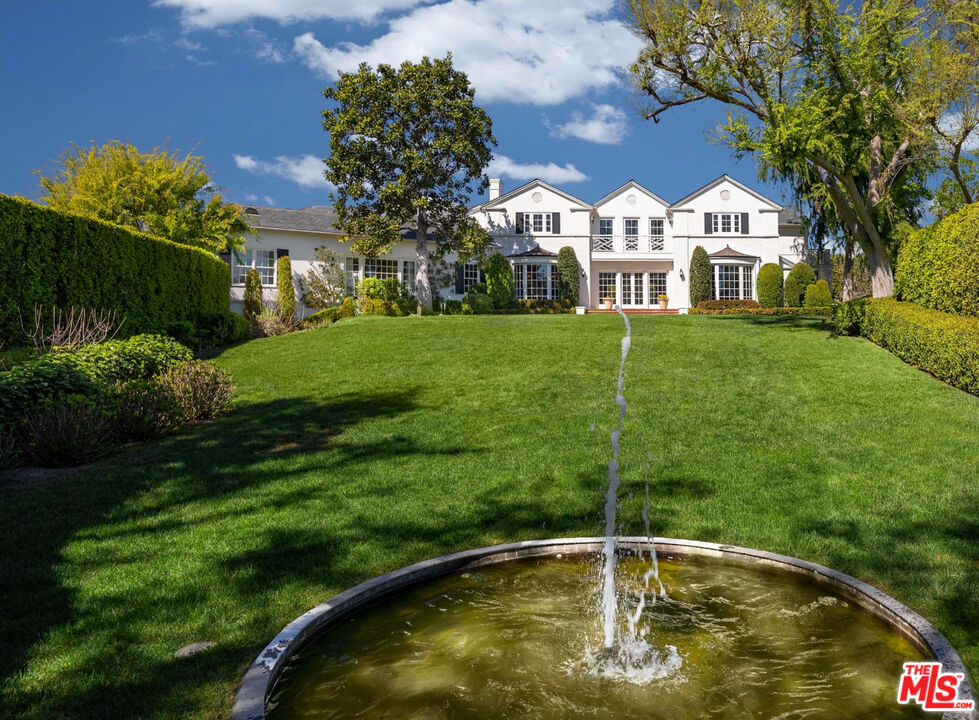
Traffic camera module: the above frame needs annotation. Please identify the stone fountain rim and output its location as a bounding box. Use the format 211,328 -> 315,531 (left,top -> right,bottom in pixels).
231,536 -> 976,720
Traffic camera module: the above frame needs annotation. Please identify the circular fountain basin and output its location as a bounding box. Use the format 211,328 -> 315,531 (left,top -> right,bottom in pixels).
232,538 -> 976,720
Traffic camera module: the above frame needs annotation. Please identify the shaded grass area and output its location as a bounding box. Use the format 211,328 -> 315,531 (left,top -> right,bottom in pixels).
1,314 -> 976,719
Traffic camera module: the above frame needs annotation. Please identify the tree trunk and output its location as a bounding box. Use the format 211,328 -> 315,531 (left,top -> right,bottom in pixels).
841,237 -> 857,302
415,209 -> 433,311
864,243 -> 895,298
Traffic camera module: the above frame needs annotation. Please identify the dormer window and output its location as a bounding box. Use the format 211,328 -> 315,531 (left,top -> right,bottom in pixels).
515,212 -> 561,234
705,212 -> 749,235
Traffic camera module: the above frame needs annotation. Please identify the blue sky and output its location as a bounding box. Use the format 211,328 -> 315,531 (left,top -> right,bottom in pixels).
1,0 -> 795,210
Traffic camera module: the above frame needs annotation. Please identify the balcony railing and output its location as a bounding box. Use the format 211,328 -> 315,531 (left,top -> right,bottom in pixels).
592,235 -> 670,254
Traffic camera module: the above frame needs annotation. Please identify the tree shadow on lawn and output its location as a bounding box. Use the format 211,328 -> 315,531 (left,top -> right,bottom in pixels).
0,387 -> 480,718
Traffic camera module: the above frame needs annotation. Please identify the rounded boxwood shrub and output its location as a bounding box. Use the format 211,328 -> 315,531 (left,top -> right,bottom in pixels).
482,252 -> 516,308
689,246 -> 712,308
276,255 -> 297,322
556,247 -> 580,305
756,263 -> 784,308
804,279 -> 832,308
785,262 -> 816,307
896,203 -> 979,316
158,360 -> 235,423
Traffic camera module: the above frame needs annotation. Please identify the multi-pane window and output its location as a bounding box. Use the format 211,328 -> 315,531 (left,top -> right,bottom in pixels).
463,262 -> 481,292
712,265 -> 753,300
712,213 -> 742,234
530,213 -> 552,234
345,258 -> 359,296
234,249 -> 276,285
595,218 -> 614,252
550,265 -> 559,300
598,272 -> 617,301
364,258 -> 399,280
649,219 -> 665,251
401,260 -> 416,294
624,218 -> 639,251
648,272 -> 667,299
524,263 -> 548,299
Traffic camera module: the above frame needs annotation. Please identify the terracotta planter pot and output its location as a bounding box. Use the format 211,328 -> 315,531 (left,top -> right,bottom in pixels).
602,298 -> 613,310
658,298 -> 669,310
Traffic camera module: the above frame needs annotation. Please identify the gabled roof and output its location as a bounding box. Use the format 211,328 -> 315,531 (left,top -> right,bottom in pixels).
670,174 -> 783,211
594,180 -> 669,208
709,245 -> 759,259
472,178 -> 592,212
240,204 -> 341,234
778,205 -> 804,225
508,244 -> 557,258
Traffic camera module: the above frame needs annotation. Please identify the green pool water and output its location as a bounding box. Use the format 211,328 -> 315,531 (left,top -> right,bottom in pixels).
267,554 -> 927,719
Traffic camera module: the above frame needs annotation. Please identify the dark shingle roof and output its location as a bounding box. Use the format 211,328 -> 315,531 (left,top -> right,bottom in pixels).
508,244 -> 557,258
240,205 -> 341,234
709,245 -> 758,259
778,206 -> 804,225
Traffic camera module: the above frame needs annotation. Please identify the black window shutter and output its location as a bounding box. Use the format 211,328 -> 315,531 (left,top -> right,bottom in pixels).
704,213 -> 713,234
276,248 -> 289,259
552,212 -> 561,234
455,263 -> 464,294
515,212 -> 524,234
479,269 -> 486,283
741,213 -> 749,234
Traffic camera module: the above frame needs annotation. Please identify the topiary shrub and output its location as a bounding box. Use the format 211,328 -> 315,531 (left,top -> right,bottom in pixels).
482,252 -> 516,309
300,307 -> 341,329
689,246 -> 712,308
896,203 -> 979,316
785,262 -> 816,307
243,269 -> 263,321
833,297 -> 871,336
158,360 -> 235,423
756,263 -> 784,308
804,279 -> 832,308
276,255 -> 297,322
556,247 -> 580,305
862,298 -> 979,395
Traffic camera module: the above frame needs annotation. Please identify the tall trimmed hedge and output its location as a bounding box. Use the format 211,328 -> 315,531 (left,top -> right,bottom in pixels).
689,246 -> 712,308
0,194 -> 230,344
556,246 -> 580,304
276,255 -> 296,321
896,203 -> 979,316
757,263 -> 783,308
785,262 -> 816,307
862,298 -> 979,395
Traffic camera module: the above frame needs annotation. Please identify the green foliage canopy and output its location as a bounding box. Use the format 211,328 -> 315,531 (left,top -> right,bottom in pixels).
322,56 -> 496,309
37,141 -> 249,254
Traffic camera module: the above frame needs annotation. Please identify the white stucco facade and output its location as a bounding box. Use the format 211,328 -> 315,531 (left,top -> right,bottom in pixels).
231,174 -> 807,315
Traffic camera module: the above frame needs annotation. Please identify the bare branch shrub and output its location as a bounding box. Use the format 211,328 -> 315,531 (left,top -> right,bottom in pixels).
21,305 -> 125,355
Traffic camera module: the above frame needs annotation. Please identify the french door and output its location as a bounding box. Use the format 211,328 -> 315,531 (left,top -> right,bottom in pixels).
620,272 -> 645,307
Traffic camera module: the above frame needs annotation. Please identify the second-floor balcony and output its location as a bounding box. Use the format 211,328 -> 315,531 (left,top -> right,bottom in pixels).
592,235 -> 671,255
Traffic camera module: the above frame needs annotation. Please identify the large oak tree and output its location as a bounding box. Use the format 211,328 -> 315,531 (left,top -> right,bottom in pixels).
322,56 -> 495,310
628,0 -> 978,297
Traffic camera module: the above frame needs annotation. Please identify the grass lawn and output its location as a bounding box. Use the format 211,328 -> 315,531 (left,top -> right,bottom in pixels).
1,314 -> 977,720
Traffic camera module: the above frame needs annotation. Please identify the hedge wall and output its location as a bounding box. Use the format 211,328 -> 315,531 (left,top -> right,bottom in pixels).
862,298 -> 979,396
896,203 -> 979,317
0,194 -> 230,344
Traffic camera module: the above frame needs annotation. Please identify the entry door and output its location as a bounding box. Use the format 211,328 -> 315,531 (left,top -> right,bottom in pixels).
620,273 -> 645,307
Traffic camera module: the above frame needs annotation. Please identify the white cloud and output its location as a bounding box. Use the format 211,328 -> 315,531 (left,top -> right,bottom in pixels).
486,154 -> 587,184
263,195 -> 277,205
293,0 -> 641,105
233,153 -> 334,190
549,103 -> 627,145
154,0 -> 422,27
244,193 -> 258,202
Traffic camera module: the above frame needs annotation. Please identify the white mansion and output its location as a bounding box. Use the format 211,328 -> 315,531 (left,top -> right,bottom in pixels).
231,174 -> 807,314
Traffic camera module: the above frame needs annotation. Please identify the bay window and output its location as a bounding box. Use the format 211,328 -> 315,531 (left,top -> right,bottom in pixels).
514,262 -> 559,300
711,264 -> 754,300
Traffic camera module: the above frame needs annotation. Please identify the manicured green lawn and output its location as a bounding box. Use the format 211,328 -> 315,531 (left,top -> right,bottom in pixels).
1,314 -> 976,720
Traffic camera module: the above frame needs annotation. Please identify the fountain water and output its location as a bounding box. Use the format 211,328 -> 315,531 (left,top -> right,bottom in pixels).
591,306 -> 680,681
